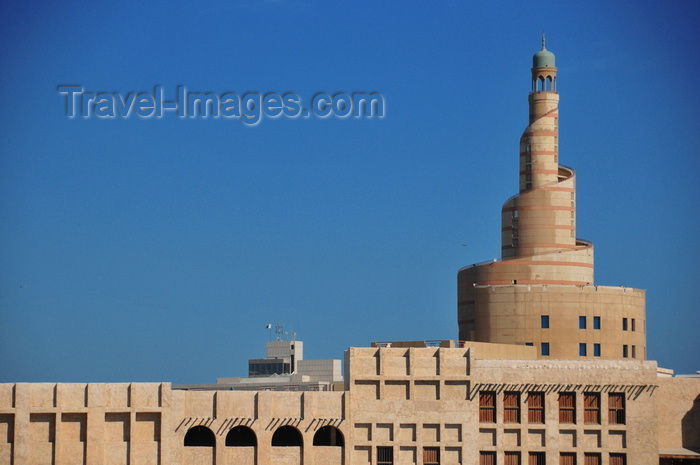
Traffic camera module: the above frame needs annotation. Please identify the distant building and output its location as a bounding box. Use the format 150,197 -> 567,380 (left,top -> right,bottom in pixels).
174,339 -> 343,392
0,40 -> 698,465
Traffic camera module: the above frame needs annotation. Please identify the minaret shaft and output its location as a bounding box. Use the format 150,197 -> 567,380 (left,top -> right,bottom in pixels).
501,60 -> 576,259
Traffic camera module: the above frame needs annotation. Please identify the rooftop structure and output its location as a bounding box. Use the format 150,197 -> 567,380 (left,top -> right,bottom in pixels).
174,337 -> 343,392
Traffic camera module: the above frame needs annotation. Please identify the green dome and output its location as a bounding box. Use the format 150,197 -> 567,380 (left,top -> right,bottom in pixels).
533,48 -> 555,68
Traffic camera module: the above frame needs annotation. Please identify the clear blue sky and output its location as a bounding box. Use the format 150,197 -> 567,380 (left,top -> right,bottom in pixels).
1,0 -> 698,384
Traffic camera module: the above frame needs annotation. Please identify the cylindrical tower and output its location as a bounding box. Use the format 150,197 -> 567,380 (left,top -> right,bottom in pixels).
457,38 -> 646,361
502,37 -> 578,260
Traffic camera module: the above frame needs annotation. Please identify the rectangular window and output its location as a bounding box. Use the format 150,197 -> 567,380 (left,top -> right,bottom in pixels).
480,451 -> 496,465
528,392 -> 545,424
584,393 -> 600,424
593,316 -> 600,329
622,345 -> 628,358
631,345 -> 636,358
579,343 -> 586,357
529,452 -> 546,465
593,344 -> 600,357
479,392 -> 496,423
608,393 -> 626,424
541,343 -> 550,356
541,315 -> 549,329
526,342 -> 534,346
622,318 -> 628,331
505,451 -> 522,465
631,319 -> 635,331
558,393 -> 576,423
424,447 -> 440,465
504,391 -> 520,423
377,446 -> 393,465
579,316 -> 586,329
609,453 -> 626,465
583,453 -> 600,465
560,453 -> 576,465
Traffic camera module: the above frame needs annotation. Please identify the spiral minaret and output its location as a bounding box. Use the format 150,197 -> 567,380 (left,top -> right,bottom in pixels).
457,38 -> 646,360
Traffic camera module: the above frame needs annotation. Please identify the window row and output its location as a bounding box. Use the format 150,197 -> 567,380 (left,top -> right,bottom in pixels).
479,451 -> 626,465
622,344 -> 637,359
479,392 -> 625,425
578,316 -> 600,330
377,446 -> 441,465
378,448 -> 625,465
541,315 -> 637,332
184,424 -> 343,447
534,343 -> 637,358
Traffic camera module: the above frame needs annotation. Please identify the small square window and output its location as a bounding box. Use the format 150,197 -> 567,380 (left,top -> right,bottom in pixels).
610,453 -> 627,465
480,451 -> 496,465
377,446 -> 394,465
593,316 -> 600,330
594,344 -> 600,357
541,343 -> 550,356
579,343 -> 587,356
541,315 -> 549,329
529,451 -> 546,465
579,316 -> 586,329
423,447 -> 440,465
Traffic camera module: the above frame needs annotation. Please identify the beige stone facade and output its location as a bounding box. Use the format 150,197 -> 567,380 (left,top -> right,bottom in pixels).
1,345 -> 697,464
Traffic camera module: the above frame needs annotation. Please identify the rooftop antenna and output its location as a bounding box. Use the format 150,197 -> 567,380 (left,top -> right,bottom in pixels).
275,322 -> 288,341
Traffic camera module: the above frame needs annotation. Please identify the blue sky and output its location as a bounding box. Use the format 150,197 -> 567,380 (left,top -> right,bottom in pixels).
1,0 -> 698,384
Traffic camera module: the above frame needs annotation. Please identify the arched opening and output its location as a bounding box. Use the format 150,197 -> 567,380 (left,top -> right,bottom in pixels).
226,425 -> 257,446
546,76 -> 552,91
538,76 -> 545,92
313,425 -> 344,446
184,425 -> 215,447
272,425 -> 303,446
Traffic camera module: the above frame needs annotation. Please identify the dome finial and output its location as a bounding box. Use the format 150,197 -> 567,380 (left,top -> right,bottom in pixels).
542,31 -> 546,50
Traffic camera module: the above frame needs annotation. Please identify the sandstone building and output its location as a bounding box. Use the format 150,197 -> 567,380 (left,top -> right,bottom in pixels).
0,41 -> 698,465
